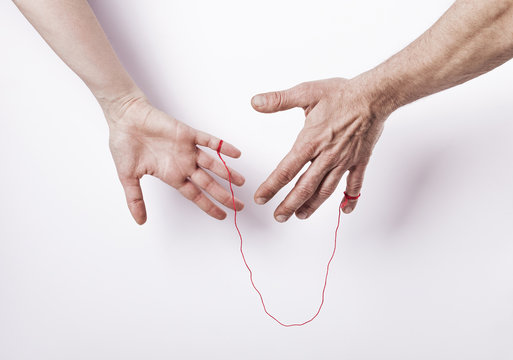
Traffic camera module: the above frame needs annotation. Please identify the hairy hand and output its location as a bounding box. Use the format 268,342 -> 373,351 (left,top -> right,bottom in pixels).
251,78 -> 388,222
104,96 -> 245,224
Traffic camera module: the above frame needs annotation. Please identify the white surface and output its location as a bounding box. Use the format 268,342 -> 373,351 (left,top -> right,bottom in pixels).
1,1 -> 512,359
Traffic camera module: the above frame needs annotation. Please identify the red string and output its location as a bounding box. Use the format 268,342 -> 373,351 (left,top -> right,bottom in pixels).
217,140 -> 359,326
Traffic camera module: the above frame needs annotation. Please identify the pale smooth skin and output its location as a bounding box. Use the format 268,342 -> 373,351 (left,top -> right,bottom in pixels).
252,0 -> 513,222
14,0 -> 513,225
13,0 -> 245,225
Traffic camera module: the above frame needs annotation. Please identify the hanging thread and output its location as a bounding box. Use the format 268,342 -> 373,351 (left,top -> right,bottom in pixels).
217,140 -> 360,326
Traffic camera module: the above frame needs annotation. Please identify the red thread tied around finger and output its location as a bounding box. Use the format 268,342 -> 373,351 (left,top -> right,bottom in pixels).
343,191 -> 361,202
217,139 -> 358,326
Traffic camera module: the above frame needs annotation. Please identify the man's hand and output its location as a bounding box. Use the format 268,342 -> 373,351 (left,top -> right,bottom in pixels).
105,95 -> 245,224
251,78 -> 387,222
250,0 -> 513,223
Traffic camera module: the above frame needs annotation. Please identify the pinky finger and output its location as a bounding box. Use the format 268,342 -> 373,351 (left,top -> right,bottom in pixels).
178,180 -> 227,220
342,165 -> 367,214
120,177 -> 147,225
195,131 -> 241,158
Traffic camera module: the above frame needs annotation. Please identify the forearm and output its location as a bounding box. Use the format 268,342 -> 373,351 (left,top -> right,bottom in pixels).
359,0 -> 513,117
13,0 -> 141,107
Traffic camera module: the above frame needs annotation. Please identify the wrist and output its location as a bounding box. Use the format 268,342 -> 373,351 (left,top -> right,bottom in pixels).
349,68 -> 404,122
97,87 -> 148,127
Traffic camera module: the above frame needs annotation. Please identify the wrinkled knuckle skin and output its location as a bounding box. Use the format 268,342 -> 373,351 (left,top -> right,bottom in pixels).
204,200 -> 217,215
295,184 -> 313,200
318,185 -> 336,199
204,180 -> 216,194
299,141 -> 317,159
323,151 -> 339,167
209,204 -> 219,216
348,180 -> 364,193
192,191 -> 204,204
269,91 -> 283,108
128,198 -> 144,208
208,138 -> 218,150
275,167 -> 295,186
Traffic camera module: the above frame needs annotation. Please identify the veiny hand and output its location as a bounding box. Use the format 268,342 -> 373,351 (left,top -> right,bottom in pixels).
251,77 -> 389,222
103,95 -> 245,225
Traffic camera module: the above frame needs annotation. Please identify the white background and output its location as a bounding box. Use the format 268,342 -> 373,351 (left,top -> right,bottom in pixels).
1,1 -> 512,359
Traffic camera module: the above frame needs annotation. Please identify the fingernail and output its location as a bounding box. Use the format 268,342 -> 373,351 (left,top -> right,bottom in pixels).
255,197 -> 267,205
276,215 -> 287,223
296,211 -> 308,219
252,95 -> 266,107
343,206 -> 352,214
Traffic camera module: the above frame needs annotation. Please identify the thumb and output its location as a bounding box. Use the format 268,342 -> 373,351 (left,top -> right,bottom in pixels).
342,165 -> 367,214
251,83 -> 310,113
120,177 -> 147,225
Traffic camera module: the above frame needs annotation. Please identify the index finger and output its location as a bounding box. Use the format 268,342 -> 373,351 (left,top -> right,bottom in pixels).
254,142 -> 315,204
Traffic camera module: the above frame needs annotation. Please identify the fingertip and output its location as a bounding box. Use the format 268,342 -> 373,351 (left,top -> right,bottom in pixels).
234,175 -> 245,187
133,212 -> 147,225
254,196 -> 267,205
217,211 -> 227,220
221,142 -> 242,159
342,202 -> 356,214
275,214 -> 288,223
251,94 -> 266,109
128,201 -> 147,225
295,210 -> 308,220
230,148 -> 242,159
254,186 -> 270,204
251,94 -> 273,113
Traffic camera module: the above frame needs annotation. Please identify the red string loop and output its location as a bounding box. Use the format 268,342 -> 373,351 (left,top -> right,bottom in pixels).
343,191 -> 361,200
217,140 -> 356,326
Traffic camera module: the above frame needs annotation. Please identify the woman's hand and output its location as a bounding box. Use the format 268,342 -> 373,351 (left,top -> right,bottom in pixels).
103,95 -> 245,225
251,77 -> 389,222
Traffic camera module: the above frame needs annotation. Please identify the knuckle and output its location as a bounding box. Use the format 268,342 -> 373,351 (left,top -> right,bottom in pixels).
192,191 -> 203,204
297,140 -> 316,159
323,151 -> 339,166
205,180 -> 217,194
294,184 -> 313,199
128,198 -> 143,207
269,91 -> 284,108
275,166 -> 294,185
348,179 -> 364,192
207,203 -> 218,215
318,184 -> 337,199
